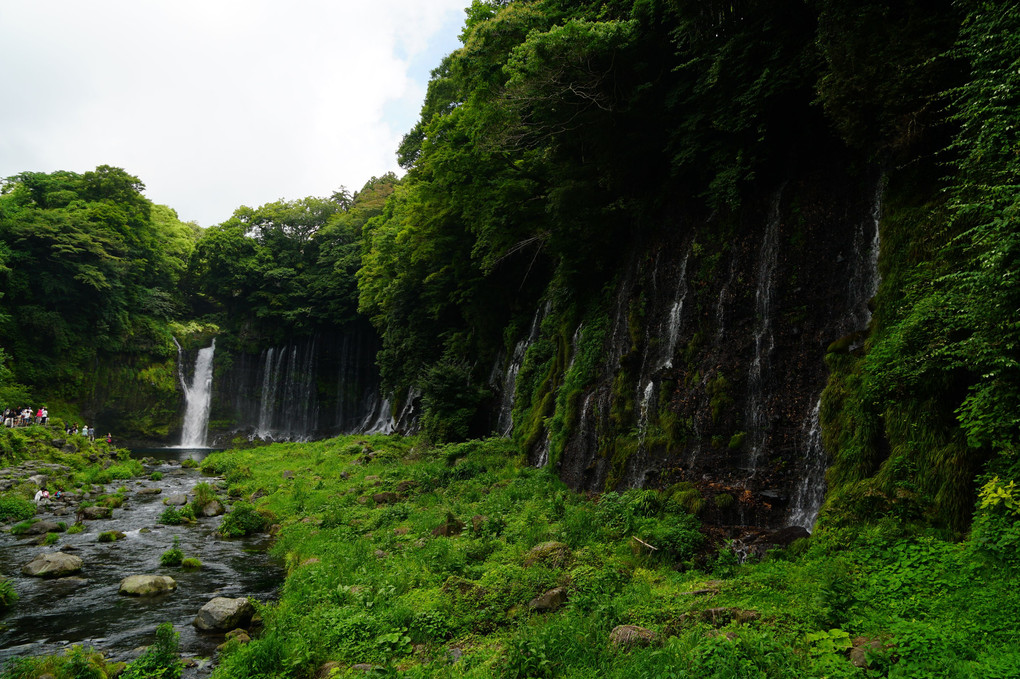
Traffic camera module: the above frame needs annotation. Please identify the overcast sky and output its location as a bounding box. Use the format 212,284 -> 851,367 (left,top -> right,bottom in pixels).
0,1 -> 468,226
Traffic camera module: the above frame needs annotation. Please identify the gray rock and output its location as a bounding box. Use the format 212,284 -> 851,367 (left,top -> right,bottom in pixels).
524,541 -> 571,568
119,575 -> 178,596
193,597 -> 255,631
80,506 -> 112,520
609,625 -> 658,649
528,587 -> 568,611
21,520 -> 63,535
136,488 -> 162,495
201,500 -> 225,517
164,493 -> 189,506
22,552 -> 83,577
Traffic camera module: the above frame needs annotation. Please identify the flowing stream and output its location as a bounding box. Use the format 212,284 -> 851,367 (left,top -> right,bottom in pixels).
0,448 -> 281,666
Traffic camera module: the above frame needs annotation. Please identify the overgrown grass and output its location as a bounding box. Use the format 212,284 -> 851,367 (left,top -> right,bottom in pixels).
197,435 -> 1020,678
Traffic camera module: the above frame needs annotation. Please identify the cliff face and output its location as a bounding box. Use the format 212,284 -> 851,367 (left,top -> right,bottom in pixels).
496,159 -> 884,530
206,320 -> 390,445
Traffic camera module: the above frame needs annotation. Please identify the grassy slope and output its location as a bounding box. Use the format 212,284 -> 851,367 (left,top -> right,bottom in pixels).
202,436 -> 1020,679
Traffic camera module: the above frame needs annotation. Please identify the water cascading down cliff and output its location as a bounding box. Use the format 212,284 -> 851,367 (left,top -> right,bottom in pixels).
174,323 -> 394,445
492,170 -> 884,531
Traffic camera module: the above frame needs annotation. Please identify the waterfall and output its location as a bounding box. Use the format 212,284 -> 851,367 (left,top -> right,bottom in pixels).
637,381 -> 655,439
496,302 -> 548,436
659,247 -> 691,370
251,341 -> 319,441
745,193 -> 782,473
255,347 -> 278,438
359,397 -> 394,435
788,178 -> 883,529
176,339 -> 216,448
789,398 -> 825,529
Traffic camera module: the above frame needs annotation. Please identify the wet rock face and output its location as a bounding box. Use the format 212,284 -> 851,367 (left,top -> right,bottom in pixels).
22,552 -> 83,578
535,166 -> 885,530
193,597 -> 255,631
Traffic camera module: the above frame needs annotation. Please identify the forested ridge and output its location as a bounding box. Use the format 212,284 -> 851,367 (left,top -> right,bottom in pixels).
3,1 -> 1020,674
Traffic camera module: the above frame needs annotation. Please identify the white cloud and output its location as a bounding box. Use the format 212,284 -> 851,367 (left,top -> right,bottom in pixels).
0,1 -> 467,225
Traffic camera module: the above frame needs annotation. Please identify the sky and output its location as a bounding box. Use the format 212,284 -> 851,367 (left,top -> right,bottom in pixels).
0,1 -> 469,226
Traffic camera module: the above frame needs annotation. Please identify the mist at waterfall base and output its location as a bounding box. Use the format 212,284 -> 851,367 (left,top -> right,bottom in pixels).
0,449 -> 281,664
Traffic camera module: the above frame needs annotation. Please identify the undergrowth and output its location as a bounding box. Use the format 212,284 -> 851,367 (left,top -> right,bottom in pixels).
193,435 -> 1020,678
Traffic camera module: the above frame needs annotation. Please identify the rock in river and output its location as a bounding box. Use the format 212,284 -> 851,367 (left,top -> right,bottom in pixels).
20,520 -> 63,535
119,575 -> 178,596
193,597 -> 254,631
22,551 -> 84,577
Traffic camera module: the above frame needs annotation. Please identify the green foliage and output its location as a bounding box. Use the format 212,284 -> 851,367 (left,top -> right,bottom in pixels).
0,578 -> 17,609
0,166 -> 196,404
120,622 -> 182,679
0,492 -> 36,523
158,507 -> 184,526
160,537 -> 184,567
218,501 -> 269,538
180,557 -> 202,569
10,519 -> 38,536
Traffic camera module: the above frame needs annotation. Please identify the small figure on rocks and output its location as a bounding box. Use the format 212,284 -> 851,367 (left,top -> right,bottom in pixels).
33,486 -> 51,507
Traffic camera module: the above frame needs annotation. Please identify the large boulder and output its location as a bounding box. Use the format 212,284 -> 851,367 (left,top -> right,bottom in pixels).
193,597 -> 255,631
163,494 -> 189,506
119,575 -> 177,596
22,552 -> 83,577
524,541 -> 572,568
80,506 -> 112,520
609,625 -> 658,649
200,500 -> 225,517
21,520 -> 63,535
528,587 -> 568,612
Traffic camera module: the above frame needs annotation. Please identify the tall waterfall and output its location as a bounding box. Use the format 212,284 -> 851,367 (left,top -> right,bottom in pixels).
495,303 -> 548,437
788,178 -> 884,529
176,339 -> 216,448
745,193 -> 783,474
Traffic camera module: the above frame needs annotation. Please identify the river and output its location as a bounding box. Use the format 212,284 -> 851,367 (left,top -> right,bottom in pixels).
0,448 -> 282,667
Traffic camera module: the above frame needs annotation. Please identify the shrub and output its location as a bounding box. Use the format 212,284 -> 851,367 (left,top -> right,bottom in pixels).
62,644 -> 107,679
150,471 -> 164,481
0,493 -> 36,523
98,531 -> 124,543
67,523 -> 85,534
190,482 -> 218,515
120,622 -> 182,679
181,458 -> 199,469
181,557 -> 202,569
41,532 -> 60,546
218,502 -> 269,538
161,537 -> 184,567
99,494 -> 125,509
159,507 -> 183,525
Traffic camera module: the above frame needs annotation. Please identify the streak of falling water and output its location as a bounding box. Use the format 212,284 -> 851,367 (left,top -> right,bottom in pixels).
745,193 -> 782,474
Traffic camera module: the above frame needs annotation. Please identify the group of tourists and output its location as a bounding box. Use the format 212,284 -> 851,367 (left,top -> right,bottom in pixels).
2,406 -> 112,444
2,406 -> 47,427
